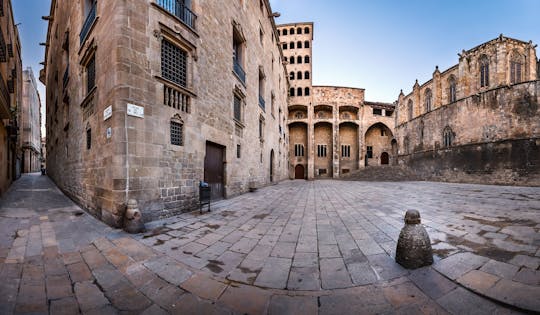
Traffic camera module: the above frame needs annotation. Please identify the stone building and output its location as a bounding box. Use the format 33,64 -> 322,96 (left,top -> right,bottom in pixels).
0,0 -> 23,196
42,0 -> 289,226
21,67 -> 42,173
277,23 -> 395,179
396,35 -> 540,185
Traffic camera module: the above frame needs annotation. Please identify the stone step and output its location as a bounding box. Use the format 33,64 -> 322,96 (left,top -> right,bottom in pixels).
342,166 -> 421,182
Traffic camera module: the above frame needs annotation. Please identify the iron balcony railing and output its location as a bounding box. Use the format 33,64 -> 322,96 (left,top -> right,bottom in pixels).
233,58 -> 245,84
156,0 -> 197,29
80,1 -> 97,44
259,95 -> 265,110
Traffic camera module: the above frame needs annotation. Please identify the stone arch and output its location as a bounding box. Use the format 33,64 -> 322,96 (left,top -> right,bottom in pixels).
289,122 -> 308,179
364,123 -> 393,166
314,121 -> 333,178
339,122 -> 359,174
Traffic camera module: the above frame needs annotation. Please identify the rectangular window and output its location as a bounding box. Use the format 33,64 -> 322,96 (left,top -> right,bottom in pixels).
233,27 -> 246,84
294,144 -> 304,157
259,70 -> 265,109
259,118 -> 264,139
237,144 -> 241,158
161,39 -> 187,87
317,144 -> 327,157
385,110 -> 393,117
367,146 -> 373,158
373,108 -> 382,115
510,62 -> 522,84
233,94 -> 242,121
86,55 -> 95,95
86,128 -> 91,150
341,145 -> 350,158
170,121 -> 183,146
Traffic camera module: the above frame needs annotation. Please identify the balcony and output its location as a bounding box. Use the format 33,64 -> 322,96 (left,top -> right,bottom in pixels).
156,0 -> 197,30
79,1 -> 97,44
233,58 -> 245,84
259,95 -> 265,110
163,81 -> 190,113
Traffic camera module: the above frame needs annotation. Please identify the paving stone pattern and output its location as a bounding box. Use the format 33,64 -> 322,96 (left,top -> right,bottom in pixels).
0,174 -> 538,314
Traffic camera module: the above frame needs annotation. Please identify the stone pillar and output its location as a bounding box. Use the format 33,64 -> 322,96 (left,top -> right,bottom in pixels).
307,104 -> 315,179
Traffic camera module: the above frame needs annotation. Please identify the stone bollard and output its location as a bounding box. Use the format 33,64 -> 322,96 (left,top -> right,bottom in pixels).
395,210 -> 433,269
123,199 -> 145,234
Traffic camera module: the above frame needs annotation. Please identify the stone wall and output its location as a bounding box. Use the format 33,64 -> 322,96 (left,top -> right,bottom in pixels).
21,68 -> 42,173
43,0 -> 290,226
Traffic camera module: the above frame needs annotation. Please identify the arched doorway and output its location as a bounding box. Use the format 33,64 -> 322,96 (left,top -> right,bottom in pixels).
381,152 -> 389,165
270,150 -> 274,182
294,164 -> 304,179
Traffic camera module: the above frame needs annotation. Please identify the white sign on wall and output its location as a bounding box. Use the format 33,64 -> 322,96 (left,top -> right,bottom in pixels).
103,105 -> 112,121
127,103 -> 144,118
106,127 -> 112,139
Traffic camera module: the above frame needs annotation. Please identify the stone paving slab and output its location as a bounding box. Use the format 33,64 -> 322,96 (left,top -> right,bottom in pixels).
0,174 -> 538,314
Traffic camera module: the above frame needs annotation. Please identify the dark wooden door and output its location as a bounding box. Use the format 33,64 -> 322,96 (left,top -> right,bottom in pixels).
381,152 -> 389,165
204,142 -> 225,200
294,164 -> 304,179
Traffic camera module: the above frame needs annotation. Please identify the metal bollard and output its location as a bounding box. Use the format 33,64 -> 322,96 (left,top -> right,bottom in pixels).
395,210 -> 433,269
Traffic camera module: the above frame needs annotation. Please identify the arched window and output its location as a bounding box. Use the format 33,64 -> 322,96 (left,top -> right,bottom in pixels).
304,71 -> 310,79
282,43 -> 287,50
290,57 -> 295,64
297,27 -> 302,34
297,41 -> 302,49
297,71 -> 302,80
283,56 -> 287,62
305,87 -> 310,96
290,28 -> 295,35
289,88 -> 295,97
304,56 -> 310,63
510,50 -> 524,84
290,42 -> 295,49
277,29 -> 281,36
448,75 -> 457,103
480,55 -> 489,88
297,87 -> 303,96
283,29 -> 288,36
289,71 -> 295,80
297,56 -> 302,64
424,89 -> 432,112
443,126 -> 454,147
304,41 -> 310,48
304,27 -> 310,34
407,99 -> 413,120
403,136 -> 410,154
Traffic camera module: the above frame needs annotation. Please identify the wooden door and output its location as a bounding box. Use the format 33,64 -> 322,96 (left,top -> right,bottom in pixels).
294,164 -> 304,179
204,142 -> 225,200
381,152 -> 389,165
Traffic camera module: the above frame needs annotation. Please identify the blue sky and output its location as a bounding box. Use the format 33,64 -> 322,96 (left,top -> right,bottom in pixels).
11,0 -> 540,132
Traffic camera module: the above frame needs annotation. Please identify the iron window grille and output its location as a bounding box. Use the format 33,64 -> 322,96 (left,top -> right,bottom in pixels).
170,121 -> 183,146
317,145 -> 327,157
294,144 -> 304,157
86,128 -> 91,150
233,94 -> 241,121
86,56 -> 96,95
161,39 -> 187,87
341,145 -> 351,158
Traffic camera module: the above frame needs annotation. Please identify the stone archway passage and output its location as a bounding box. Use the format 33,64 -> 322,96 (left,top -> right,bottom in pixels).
294,164 -> 305,179
381,152 -> 389,165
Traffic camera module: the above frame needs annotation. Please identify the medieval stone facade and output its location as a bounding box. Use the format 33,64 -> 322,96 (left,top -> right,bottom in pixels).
396,35 -> 540,185
42,0 -> 289,225
0,0 -> 22,196
277,23 -> 395,180
21,68 -> 42,173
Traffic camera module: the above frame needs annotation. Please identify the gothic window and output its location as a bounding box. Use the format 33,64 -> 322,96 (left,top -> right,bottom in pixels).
259,115 -> 265,139
403,136 -> 410,154
161,39 -> 187,87
407,99 -> 413,120
448,75 -> 457,103
317,145 -> 327,157
424,89 -> 432,112
294,144 -> 304,156
297,71 -> 302,80
443,126 -> 454,147
304,87 -> 310,96
86,54 -> 95,95
341,145 -> 351,158
304,55 -> 310,63
510,50 -> 524,84
480,54 -> 489,88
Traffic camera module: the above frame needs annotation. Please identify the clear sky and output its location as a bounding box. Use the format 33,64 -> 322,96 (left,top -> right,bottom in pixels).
12,0 -> 50,136
10,0 -> 540,136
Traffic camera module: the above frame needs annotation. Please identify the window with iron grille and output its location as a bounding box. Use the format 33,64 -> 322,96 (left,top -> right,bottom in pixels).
341,145 -> 350,158
170,121 -> 183,146
317,145 -> 327,157
86,128 -> 91,150
366,146 -> 373,158
86,55 -> 95,94
161,39 -> 187,87
294,144 -> 304,157
237,144 -> 241,158
233,94 -> 242,121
